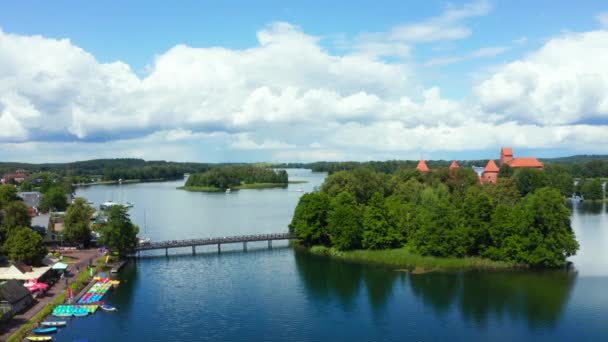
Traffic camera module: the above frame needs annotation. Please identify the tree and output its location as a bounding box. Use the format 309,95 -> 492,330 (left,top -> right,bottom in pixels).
1,201 -> 31,233
4,227 -> 47,265
515,188 -> 579,267
498,164 -> 513,178
40,186 -> 68,212
362,192 -> 401,249
581,179 -> 604,201
460,186 -> 493,255
289,192 -> 331,246
513,168 -> 547,196
327,192 -> 362,250
0,185 -> 19,209
63,198 -> 95,247
99,205 -> 139,258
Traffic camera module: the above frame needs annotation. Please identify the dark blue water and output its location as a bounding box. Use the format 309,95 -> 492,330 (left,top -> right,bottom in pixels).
53,170 -> 608,341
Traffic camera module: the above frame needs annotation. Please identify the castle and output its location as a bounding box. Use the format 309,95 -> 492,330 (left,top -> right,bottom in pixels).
416,147 -> 544,184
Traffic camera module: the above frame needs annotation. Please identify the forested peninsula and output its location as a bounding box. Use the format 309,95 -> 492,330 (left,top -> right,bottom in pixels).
289,167 -> 580,271
180,165 -> 289,192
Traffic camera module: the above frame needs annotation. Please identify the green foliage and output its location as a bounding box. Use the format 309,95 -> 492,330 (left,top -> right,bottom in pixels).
99,205 -> 139,258
327,192 -> 362,250
545,165 -> 575,196
580,178 -> 604,201
1,201 -> 31,238
186,166 -> 288,190
292,165 -> 580,268
289,192 -> 331,246
63,198 -> 95,247
4,227 -> 47,265
0,184 -> 19,208
39,186 -> 68,212
513,168 -> 548,196
498,164 -> 513,178
362,193 -> 402,249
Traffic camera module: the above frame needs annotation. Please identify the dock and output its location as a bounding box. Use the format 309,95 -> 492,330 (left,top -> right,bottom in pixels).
110,260 -> 126,273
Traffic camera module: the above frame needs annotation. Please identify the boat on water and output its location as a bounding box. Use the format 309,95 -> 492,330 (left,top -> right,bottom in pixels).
296,188 -> 304,192
225,188 -> 231,193
100,201 -> 134,211
101,304 -> 117,312
26,336 -> 53,341
40,321 -> 67,327
33,327 -> 58,334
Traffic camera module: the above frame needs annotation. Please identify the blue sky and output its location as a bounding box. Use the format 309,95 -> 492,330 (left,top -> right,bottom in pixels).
0,1 -> 607,162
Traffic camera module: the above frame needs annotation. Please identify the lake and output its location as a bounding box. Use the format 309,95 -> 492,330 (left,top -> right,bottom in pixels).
51,169 -> 608,341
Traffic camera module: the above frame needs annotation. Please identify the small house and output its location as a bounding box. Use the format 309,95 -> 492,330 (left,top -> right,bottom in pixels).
0,279 -> 34,321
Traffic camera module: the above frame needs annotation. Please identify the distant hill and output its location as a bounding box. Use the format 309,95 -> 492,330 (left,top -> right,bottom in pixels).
540,155 -> 608,164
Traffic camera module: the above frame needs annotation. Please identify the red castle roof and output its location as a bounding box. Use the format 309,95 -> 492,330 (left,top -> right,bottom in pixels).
510,157 -> 544,168
449,161 -> 460,169
501,147 -> 513,157
484,160 -> 499,173
416,160 -> 430,172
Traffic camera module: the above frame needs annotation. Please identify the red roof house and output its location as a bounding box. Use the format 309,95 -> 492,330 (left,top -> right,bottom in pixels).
500,147 -> 514,165
416,160 -> 430,172
449,161 -> 460,169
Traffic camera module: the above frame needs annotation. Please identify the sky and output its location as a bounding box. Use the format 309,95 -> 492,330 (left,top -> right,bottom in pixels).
0,0 -> 607,163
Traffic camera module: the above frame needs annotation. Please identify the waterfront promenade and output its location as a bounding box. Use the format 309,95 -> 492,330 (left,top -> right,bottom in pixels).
0,248 -> 98,341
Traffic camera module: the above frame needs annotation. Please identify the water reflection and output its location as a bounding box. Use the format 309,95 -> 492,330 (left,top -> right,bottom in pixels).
295,249 -> 577,329
572,202 -> 604,215
293,250 -> 399,313
413,271 -> 576,329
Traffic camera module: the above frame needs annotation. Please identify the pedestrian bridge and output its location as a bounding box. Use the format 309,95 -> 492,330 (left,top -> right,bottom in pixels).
134,233 -> 296,256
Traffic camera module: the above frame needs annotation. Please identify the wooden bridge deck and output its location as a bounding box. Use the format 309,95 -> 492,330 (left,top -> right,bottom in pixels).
134,233 -> 296,254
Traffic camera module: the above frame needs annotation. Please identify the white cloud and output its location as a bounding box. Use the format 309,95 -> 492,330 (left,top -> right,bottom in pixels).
389,0 -> 491,42
1,18 -> 608,163
475,30 -> 608,125
230,133 -> 296,150
425,46 -> 508,66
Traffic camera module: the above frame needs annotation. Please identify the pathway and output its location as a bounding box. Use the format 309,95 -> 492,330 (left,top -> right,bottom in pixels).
0,248 -> 99,340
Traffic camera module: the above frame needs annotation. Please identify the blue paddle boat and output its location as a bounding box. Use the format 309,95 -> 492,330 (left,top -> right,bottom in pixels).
33,327 -> 58,334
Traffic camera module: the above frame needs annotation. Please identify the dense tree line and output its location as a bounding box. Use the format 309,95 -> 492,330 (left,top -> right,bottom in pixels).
0,158 -> 215,182
186,166 -> 288,189
289,167 -> 580,268
274,156 -> 608,178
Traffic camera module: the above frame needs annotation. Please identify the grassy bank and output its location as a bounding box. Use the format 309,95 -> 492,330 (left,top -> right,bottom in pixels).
288,180 -> 308,184
76,178 -> 179,186
7,257 -> 109,342
308,246 -> 516,273
178,182 -> 292,192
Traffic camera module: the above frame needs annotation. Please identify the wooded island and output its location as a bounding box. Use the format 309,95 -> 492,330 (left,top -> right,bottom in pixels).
289,166 -> 580,270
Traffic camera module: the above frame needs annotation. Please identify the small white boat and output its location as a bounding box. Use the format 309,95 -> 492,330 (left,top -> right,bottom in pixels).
101,304 -> 117,312
296,188 -> 304,192
40,321 -> 67,327
225,188 -> 231,194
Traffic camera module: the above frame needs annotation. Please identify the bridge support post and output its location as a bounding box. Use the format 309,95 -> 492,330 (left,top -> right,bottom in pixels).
268,240 -> 272,249
192,245 -> 196,255
218,243 -> 221,253
165,248 -> 168,257
243,241 -> 247,251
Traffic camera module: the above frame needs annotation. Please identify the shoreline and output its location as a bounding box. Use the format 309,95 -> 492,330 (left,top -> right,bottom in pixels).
3,249 -> 102,342
305,245 -> 518,273
74,178 -> 181,187
178,180 -> 308,192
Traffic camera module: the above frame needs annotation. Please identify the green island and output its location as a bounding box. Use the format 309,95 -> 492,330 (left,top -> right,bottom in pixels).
289,166 -> 583,272
179,165 -> 292,192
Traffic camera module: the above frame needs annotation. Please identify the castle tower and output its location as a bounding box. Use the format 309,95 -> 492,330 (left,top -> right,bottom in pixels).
500,147 -> 514,166
481,160 -> 499,184
416,160 -> 430,172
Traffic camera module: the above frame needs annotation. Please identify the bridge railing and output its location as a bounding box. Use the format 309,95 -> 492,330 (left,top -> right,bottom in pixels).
135,233 -> 296,250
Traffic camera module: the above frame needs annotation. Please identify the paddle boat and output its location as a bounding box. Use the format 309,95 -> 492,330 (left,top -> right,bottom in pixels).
26,336 -> 53,341
100,304 -> 117,312
33,327 -> 58,334
40,321 -> 67,327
